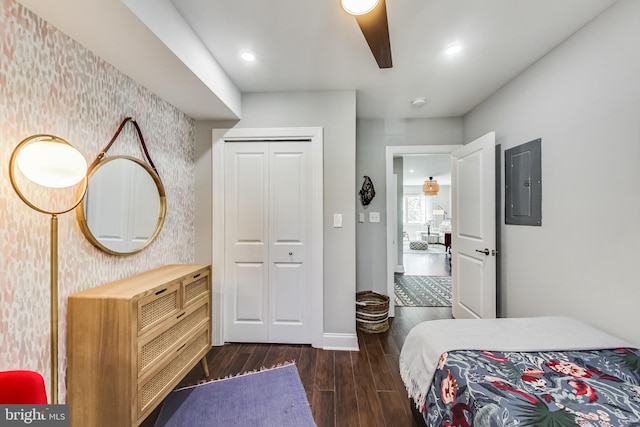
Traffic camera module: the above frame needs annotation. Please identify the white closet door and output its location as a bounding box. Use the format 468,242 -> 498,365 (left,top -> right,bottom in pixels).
224,143 -> 270,342
268,142 -> 311,343
224,141 -> 312,343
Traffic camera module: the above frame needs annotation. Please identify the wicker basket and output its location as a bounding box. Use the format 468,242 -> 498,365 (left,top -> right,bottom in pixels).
355,291 -> 390,333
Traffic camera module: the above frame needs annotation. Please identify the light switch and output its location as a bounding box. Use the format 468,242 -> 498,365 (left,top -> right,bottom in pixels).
333,213 -> 343,228
358,213 -> 365,223
369,212 -> 380,223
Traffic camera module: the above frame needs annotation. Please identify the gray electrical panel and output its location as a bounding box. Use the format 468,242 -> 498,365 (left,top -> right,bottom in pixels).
505,138 -> 541,226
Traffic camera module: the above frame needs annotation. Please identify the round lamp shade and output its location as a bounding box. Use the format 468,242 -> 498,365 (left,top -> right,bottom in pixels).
9,134 -> 88,215
17,139 -> 87,188
341,0 -> 379,15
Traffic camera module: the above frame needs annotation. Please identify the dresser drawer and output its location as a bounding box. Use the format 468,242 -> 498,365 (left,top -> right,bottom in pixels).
137,282 -> 181,334
138,301 -> 209,376
67,264 -> 211,427
137,327 -> 210,418
183,270 -> 210,307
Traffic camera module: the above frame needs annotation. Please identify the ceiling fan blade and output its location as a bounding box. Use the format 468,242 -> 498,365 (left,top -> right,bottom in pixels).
355,0 -> 392,69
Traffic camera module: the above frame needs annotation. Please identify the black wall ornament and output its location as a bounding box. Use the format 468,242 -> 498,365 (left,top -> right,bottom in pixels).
359,175 -> 376,206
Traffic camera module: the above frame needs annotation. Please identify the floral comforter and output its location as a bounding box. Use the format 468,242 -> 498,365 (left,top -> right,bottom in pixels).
423,348 -> 640,427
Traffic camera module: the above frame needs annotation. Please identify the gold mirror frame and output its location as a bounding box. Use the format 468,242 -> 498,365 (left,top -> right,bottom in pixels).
76,155 -> 166,256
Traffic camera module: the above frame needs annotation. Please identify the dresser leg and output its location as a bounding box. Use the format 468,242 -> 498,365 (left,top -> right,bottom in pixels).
201,356 -> 209,378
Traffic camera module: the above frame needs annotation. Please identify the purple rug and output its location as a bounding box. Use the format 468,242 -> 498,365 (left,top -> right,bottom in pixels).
154,363 -> 316,427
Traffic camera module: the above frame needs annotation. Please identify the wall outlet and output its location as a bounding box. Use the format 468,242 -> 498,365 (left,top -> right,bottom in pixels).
369,212 -> 380,223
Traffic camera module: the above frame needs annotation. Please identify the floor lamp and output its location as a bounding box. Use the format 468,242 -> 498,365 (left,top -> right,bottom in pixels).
9,134 -> 88,404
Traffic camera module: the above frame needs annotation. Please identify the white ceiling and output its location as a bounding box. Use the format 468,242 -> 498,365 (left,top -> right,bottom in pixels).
403,154 -> 451,187
17,0 -> 617,120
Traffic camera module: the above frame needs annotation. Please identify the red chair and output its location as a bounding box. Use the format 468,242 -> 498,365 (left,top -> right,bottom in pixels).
0,370 -> 48,404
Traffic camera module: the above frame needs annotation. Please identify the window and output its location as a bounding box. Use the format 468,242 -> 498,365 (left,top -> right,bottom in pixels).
403,195 -> 437,224
404,195 -> 424,224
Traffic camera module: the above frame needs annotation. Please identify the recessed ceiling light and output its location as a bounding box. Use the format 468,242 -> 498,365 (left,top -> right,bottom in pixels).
445,44 -> 463,56
240,51 -> 256,62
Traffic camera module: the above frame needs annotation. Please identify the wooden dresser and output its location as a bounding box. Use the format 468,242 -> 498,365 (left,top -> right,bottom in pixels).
67,264 -> 212,427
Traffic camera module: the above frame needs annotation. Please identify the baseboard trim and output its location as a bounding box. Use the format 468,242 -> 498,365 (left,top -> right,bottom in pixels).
395,265 -> 404,274
322,333 -> 359,351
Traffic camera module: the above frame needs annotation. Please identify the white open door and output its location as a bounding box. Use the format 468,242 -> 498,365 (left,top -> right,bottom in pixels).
451,132 -> 497,319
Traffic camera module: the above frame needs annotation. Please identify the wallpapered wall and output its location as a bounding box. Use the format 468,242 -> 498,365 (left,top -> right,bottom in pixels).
0,0 -> 196,400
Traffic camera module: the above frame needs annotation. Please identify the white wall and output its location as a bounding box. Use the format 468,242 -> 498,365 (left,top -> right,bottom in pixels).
356,118 -> 463,294
194,91 -> 357,340
464,0 -> 640,345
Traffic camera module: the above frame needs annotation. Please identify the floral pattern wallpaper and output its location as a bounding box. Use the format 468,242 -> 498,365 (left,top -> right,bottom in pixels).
0,0 -> 195,401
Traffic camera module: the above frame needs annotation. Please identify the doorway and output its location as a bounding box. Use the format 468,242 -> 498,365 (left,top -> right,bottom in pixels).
396,154 -> 452,308
385,145 -> 461,317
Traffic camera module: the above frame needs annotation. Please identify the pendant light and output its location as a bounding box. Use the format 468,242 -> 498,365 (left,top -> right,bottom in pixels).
422,176 -> 439,196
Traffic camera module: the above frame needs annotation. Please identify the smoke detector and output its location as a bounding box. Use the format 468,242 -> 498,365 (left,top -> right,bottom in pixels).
411,97 -> 427,107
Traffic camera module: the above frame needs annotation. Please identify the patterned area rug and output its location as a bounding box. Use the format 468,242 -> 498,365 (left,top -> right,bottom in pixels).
394,274 -> 451,307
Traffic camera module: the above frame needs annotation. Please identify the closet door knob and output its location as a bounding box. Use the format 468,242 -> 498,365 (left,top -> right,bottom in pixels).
289,252 -> 293,256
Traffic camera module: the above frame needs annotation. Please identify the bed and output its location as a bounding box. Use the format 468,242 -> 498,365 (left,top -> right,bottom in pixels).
399,317 -> 640,426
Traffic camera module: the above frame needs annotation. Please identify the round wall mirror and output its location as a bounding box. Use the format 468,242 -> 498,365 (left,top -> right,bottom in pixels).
76,156 -> 166,255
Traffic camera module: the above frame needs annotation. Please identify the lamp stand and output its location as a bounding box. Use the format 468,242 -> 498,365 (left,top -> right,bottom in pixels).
50,214 -> 58,404
8,134 -> 88,406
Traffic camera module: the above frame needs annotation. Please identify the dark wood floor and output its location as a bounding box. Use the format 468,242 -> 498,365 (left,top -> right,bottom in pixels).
141,306 -> 452,427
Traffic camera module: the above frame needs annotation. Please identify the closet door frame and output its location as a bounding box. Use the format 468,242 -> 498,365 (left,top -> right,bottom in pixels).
212,127 -> 324,348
